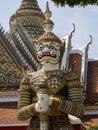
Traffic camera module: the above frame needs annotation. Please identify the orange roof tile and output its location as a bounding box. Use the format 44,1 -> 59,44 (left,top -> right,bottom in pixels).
0,102 -> 29,125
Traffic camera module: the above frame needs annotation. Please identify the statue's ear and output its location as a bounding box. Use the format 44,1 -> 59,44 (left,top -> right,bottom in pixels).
59,40 -> 66,66
61,39 -> 66,48
62,40 -> 66,48
22,64 -> 28,78
33,40 -> 37,48
60,39 -> 66,55
33,40 -> 38,55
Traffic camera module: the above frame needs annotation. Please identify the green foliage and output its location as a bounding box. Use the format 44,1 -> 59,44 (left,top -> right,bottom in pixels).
51,0 -> 98,7
87,125 -> 98,130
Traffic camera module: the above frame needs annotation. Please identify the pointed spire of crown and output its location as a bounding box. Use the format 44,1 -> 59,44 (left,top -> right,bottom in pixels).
37,2 -> 62,45
43,1 -> 54,32
44,1 -> 52,20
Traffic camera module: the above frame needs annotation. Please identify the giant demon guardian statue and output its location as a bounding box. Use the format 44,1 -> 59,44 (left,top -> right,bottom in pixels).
17,2 -> 84,130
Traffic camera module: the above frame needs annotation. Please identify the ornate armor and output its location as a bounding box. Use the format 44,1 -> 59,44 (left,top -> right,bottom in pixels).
18,69 -> 84,130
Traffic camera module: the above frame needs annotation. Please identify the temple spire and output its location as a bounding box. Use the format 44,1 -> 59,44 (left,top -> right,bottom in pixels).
43,1 -> 54,32
9,0 -> 45,40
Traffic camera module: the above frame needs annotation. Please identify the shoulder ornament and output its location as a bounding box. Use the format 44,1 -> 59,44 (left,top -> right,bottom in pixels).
66,71 -> 80,87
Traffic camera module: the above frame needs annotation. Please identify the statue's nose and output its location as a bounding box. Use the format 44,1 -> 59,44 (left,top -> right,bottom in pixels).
43,47 -> 49,52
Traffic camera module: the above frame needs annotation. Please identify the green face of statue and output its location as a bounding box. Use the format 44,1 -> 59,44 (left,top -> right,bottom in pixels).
37,42 -> 60,65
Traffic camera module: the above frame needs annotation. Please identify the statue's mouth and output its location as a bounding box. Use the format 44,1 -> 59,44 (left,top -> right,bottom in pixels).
38,52 -> 57,60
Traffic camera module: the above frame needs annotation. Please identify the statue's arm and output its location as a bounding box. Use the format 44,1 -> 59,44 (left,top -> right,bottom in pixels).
51,73 -> 84,118
17,77 -> 36,121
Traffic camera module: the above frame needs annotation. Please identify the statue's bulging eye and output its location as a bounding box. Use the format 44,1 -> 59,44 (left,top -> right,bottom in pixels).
49,46 -> 55,51
39,46 -> 44,52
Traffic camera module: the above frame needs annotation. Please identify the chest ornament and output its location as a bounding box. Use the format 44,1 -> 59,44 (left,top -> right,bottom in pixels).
30,70 -> 67,94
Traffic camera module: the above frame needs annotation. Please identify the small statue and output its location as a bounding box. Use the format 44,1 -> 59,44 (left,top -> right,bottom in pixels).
17,2 -> 84,130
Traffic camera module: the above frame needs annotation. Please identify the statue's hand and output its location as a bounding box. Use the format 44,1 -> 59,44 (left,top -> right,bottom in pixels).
35,102 -> 49,112
37,93 -> 52,105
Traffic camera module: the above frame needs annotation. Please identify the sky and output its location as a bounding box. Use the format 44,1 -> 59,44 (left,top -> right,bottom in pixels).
0,0 -> 98,59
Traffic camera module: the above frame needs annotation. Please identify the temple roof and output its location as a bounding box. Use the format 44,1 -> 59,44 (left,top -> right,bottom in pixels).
10,0 -> 45,40
0,1 -> 43,86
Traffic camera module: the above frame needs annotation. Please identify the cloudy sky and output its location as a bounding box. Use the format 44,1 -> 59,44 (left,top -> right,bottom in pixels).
0,0 -> 98,59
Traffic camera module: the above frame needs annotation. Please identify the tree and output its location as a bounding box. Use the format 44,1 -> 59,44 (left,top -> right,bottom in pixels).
87,125 -> 98,130
51,0 -> 98,7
